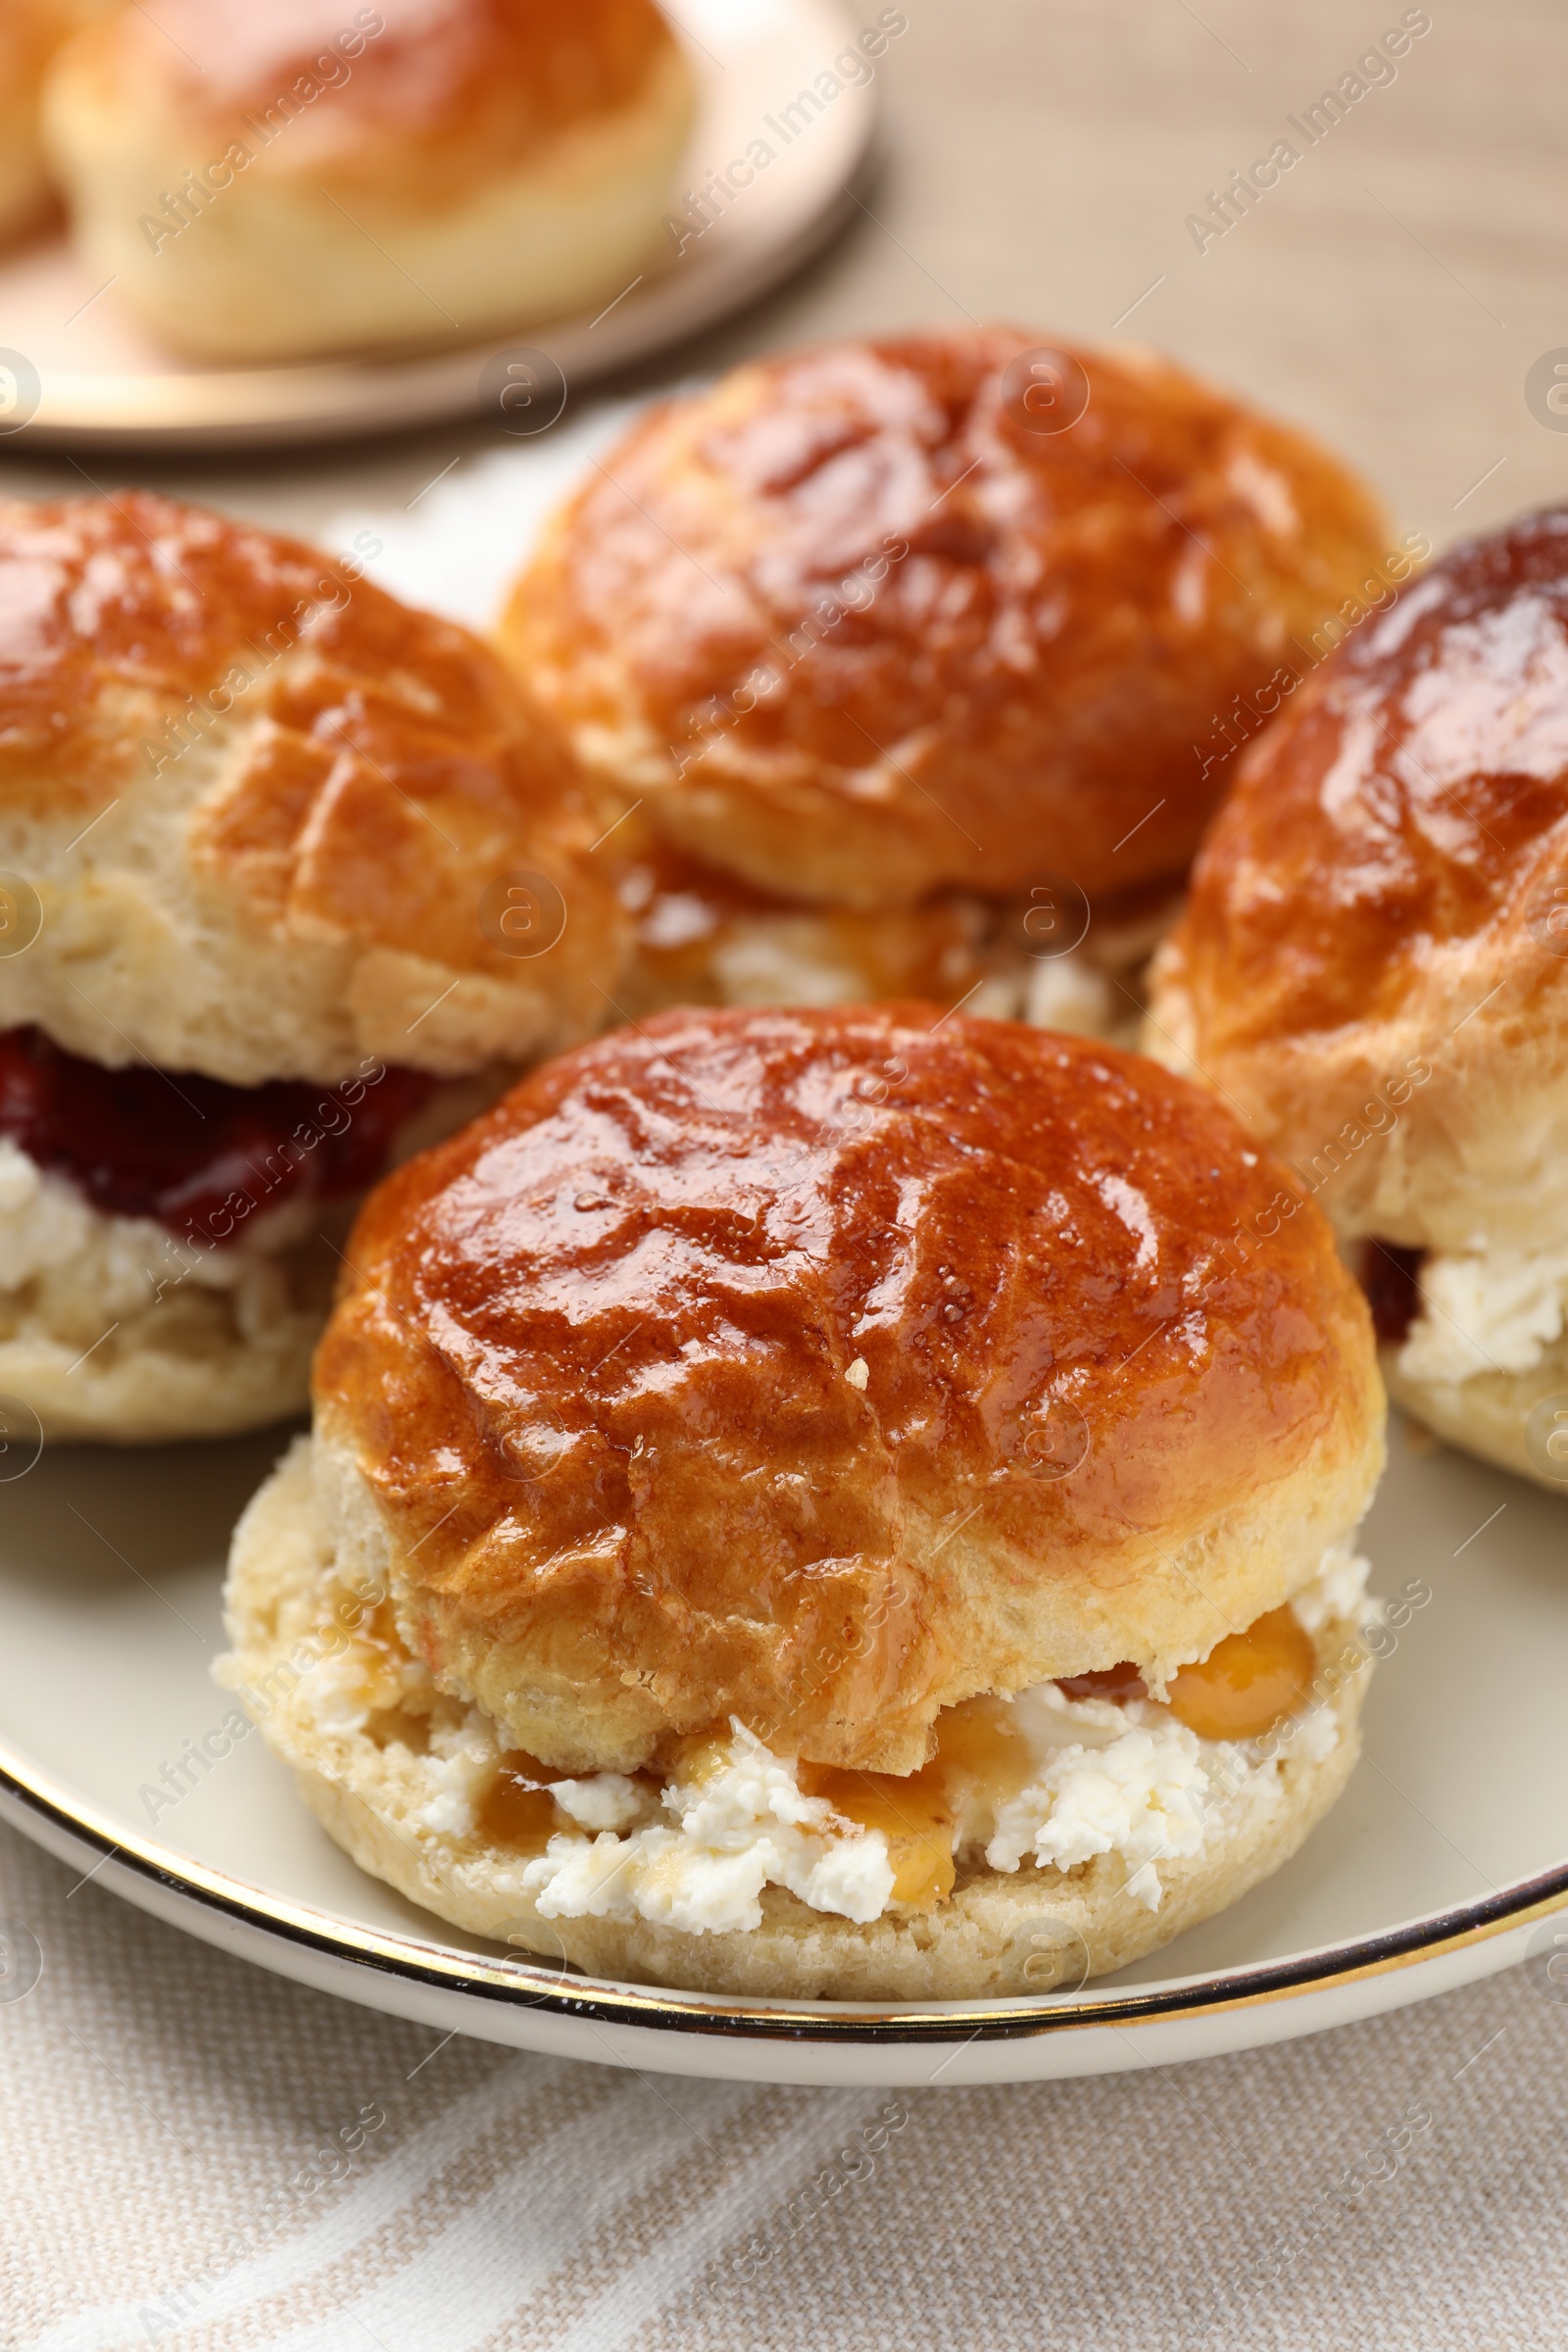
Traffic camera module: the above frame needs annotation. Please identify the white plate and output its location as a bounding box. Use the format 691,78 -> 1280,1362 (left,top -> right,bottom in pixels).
0,1413 -> 1563,2084
0,0 -> 876,451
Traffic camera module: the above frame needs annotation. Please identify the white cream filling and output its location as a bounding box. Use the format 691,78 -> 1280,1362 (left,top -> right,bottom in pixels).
1292,1540 -> 1376,1635
702,934 -> 1127,1041
1023,954 -> 1119,1038
640,886 -> 1128,1043
709,927 -> 869,1011
975,1670 -> 1343,1909
982,1692 -> 1214,1893
521,1728 -> 899,1935
328,1545 -> 1374,1936
1398,1243 -> 1568,1385
0,1136 -> 311,1338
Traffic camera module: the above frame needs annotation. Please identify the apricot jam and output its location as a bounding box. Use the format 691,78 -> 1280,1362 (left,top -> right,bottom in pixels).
660,1732 -> 734,1788
800,1762 -> 957,1909
801,1697 -> 1049,1909
0,1024 -> 433,1244
1163,1606 -> 1317,1740
927,1693 -> 1038,1802
474,1751 -> 572,1854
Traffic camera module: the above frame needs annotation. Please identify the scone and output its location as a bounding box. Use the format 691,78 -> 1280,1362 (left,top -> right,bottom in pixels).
220,1005 -> 1386,2001
41,0 -> 695,362
1145,503 -> 1568,1490
0,490 -> 623,1443
500,328 -> 1394,1043
0,0 -> 101,246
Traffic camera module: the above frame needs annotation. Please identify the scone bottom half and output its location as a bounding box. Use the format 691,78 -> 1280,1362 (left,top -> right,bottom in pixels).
219,1004 -> 1388,2000
0,491 -> 626,1442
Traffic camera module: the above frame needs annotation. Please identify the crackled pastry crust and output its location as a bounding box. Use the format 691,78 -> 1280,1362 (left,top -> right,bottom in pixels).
0,491 -> 624,1086
501,328 -> 1391,908
1147,506 -> 1568,1258
314,1004 -> 1384,1778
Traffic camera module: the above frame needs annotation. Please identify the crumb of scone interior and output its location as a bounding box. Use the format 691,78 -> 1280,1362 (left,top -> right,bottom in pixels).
471,1574 -> 1360,1919
1355,1230 -> 1568,1492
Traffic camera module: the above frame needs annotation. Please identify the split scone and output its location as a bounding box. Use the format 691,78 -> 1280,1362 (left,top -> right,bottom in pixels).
1146,503 -> 1568,1490
499,328 -> 1393,1044
0,491 -> 622,1443
220,1004 -> 1386,2001
41,0 -> 695,362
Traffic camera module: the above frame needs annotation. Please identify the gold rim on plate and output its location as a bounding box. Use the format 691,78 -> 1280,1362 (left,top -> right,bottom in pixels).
4,1736 -> 1564,2042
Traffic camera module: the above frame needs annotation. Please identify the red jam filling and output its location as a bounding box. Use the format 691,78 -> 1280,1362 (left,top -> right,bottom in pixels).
1360,1240 -> 1425,1347
1054,1662 -> 1149,1703
0,1026 -> 435,1248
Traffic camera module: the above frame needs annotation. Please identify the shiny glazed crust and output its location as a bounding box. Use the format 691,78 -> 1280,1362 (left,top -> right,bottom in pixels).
500,328 -> 1391,907
42,0 -> 694,361
220,1435 -> 1371,2002
315,1004 -> 1385,1777
0,492 -> 624,1086
1146,507 -> 1568,1255
0,0 -> 97,244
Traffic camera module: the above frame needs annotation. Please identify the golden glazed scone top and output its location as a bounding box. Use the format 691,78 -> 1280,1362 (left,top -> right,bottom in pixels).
318,1004 -> 1384,1776
0,0 -> 101,245
1164,505 -> 1568,1046
1,0 -> 84,78
1147,505 -> 1568,1248
501,328 -> 1392,908
55,0 -> 683,208
0,0 -> 90,120
0,491 -> 623,1081
0,0 -> 92,107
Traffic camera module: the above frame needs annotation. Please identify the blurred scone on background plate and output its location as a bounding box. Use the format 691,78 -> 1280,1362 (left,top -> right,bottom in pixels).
41,0 -> 696,361
220,1004 -> 1386,2001
0,490 -> 623,1444
499,327 -> 1393,1041
1146,504 -> 1568,1493
0,0 -> 103,247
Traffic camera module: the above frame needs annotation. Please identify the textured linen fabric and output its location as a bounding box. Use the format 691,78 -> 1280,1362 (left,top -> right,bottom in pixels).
5,1818 -> 1568,2352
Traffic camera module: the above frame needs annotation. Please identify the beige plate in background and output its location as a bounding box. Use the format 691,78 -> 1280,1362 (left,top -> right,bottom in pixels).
0,1412 -> 1563,2085
0,0 -> 875,452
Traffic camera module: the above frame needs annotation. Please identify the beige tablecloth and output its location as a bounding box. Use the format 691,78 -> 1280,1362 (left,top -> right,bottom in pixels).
3,0 -> 1566,2342
5,1820 -> 1568,2349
